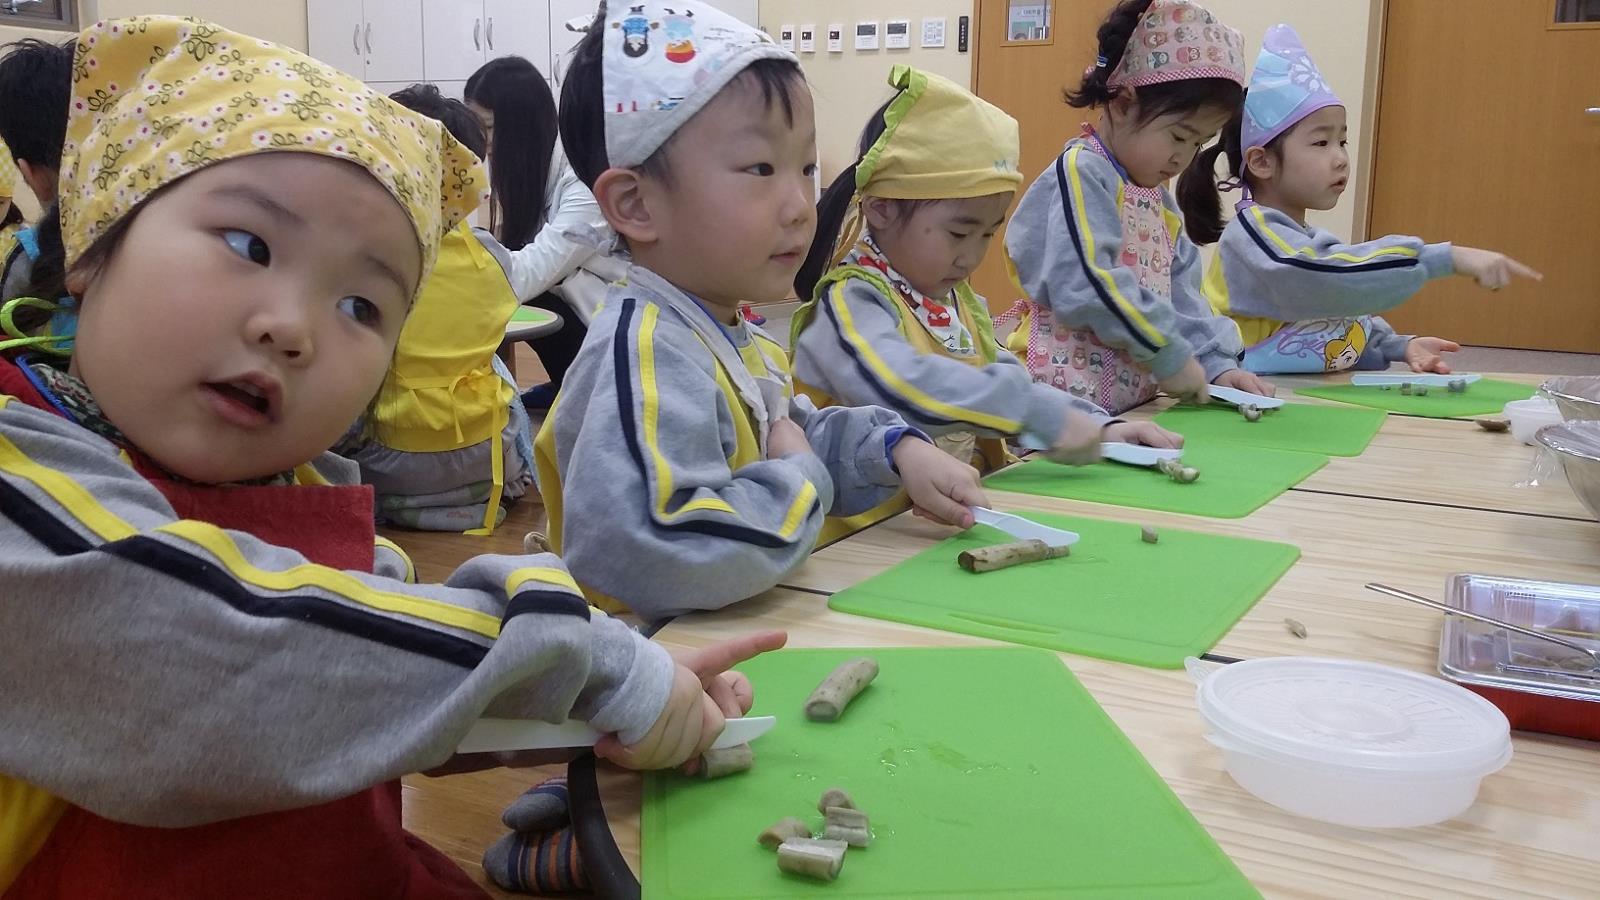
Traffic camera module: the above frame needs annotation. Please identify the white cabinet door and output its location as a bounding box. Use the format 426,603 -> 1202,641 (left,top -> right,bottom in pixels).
364,0 -> 428,83
307,0 -> 368,79
484,0 -> 551,75
547,0 -> 598,91
422,0 -> 488,83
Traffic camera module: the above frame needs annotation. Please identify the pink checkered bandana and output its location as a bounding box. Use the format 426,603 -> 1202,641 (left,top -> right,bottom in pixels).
1106,0 -> 1246,90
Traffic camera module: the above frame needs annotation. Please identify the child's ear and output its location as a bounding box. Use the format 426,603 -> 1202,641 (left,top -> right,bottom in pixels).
1243,146 -> 1276,182
861,197 -> 897,232
1108,90 -> 1138,126
592,167 -> 659,246
64,267 -> 89,298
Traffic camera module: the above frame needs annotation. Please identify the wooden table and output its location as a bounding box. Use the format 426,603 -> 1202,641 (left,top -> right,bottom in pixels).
399,371 -> 1600,898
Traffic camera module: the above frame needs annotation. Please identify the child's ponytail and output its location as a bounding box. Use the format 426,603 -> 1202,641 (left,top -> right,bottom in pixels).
1176,106 -> 1245,245
1064,0 -> 1154,109
794,96 -> 896,303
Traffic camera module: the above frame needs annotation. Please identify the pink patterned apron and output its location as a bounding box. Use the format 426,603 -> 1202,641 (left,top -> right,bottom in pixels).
1000,128 -> 1172,415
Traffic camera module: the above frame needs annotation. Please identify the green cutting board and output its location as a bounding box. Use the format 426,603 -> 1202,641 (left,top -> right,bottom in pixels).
1154,400 -> 1386,457
1295,378 -> 1535,418
827,513 -> 1299,667
986,443 -> 1328,519
509,306 -> 558,325
643,647 -> 1259,899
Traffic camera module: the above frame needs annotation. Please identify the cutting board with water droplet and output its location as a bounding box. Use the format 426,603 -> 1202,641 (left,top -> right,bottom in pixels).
642,647 -> 1258,898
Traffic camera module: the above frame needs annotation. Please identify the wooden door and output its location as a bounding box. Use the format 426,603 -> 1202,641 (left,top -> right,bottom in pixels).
307,0 -> 368,79
364,0 -> 428,83
421,0 -> 488,83
1368,1 -> 1600,352
972,0 -> 1116,312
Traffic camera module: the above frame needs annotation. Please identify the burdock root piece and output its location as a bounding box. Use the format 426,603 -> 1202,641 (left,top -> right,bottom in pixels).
817,788 -> 856,813
1477,418 -> 1511,433
697,744 -> 753,779
777,838 -> 848,881
758,817 -> 812,849
1155,457 -> 1201,484
823,806 -> 872,847
958,539 -> 1070,573
805,658 -> 878,722
1239,403 -> 1262,423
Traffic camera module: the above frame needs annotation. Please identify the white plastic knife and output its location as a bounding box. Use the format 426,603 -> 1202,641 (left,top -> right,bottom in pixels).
1206,385 -> 1287,409
1350,372 -> 1482,387
456,715 -> 777,754
970,507 -> 1080,549
1100,441 -> 1183,467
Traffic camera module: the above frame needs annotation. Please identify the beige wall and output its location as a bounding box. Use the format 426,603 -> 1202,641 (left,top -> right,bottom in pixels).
1200,0 -> 1384,241
759,0 -> 974,184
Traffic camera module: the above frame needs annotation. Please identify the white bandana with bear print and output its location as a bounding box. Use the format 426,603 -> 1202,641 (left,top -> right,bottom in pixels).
602,1 -> 797,168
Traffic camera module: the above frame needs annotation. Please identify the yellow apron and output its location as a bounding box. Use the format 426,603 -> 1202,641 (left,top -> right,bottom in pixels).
372,222 -> 519,534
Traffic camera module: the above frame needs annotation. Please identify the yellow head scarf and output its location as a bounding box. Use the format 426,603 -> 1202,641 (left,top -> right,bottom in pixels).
57,16 -> 484,289
857,65 -> 1021,200
0,142 -> 17,202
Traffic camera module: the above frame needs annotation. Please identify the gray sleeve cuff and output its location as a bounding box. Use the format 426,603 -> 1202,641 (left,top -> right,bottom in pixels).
584,622 -> 676,746
1422,242 -> 1454,279
1148,338 -> 1198,380
786,450 -> 838,513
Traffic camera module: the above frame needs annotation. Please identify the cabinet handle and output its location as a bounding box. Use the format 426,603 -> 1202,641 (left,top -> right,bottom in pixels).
352,23 -> 361,54
487,17 -> 495,50
1587,107 -> 1600,116
473,18 -> 482,51
365,23 -> 372,55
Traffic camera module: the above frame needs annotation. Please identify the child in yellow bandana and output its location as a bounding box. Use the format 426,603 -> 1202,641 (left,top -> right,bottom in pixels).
0,143 -> 24,278
0,17 -> 775,897
792,65 -> 1182,474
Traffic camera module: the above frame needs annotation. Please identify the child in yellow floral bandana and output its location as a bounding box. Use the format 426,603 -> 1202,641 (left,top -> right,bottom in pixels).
0,17 -> 777,898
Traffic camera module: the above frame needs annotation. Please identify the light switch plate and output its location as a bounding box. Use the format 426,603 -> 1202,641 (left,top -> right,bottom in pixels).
921,17 -> 947,48
855,20 -> 880,51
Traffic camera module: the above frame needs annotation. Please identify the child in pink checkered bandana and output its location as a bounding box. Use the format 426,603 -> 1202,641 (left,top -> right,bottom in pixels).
1003,0 -> 1274,416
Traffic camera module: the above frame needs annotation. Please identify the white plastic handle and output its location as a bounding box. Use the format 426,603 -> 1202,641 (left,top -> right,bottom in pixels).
1183,655 -> 1216,685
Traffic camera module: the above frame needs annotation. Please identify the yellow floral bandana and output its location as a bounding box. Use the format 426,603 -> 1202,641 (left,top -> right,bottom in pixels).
58,16 -> 484,287
0,141 -> 16,201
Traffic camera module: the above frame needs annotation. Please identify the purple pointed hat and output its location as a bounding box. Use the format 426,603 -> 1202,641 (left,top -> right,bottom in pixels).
1241,24 -> 1344,150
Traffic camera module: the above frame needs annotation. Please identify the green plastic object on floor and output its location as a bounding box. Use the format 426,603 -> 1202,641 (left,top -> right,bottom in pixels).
986,442 -> 1327,519
826,512 -> 1298,668
1154,400 -> 1386,457
509,306 -> 558,325
642,647 -> 1260,899
1294,378 -> 1536,419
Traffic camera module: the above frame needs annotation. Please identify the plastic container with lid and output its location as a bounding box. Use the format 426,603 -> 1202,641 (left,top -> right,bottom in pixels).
1187,656 -> 1513,828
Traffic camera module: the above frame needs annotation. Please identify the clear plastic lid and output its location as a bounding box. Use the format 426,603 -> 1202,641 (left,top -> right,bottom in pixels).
1193,657 -> 1513,779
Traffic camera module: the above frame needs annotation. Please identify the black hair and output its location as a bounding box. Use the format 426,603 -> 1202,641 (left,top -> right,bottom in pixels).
465,56 -> 558,250
1,201 -> 21,230
794,95 -> 935,302
1065,0 -> 1244,126
389,83 -> 488,159
1175,105 -> 1266,245
0,38 -> 74,173
560,2 -> 808,191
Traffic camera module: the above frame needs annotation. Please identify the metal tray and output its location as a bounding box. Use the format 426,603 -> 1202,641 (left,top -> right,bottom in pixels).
1439,573 -> 1600,701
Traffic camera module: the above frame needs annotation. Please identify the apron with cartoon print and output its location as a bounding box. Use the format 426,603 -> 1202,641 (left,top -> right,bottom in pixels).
1005,129 -> 1166,415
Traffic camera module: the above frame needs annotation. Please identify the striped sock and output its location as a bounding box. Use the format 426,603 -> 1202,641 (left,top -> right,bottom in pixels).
482,826 -> 589,894
501,775 -> 570,833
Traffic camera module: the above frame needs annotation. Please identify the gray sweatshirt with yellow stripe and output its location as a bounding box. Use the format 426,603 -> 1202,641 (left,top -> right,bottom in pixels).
0,393 -> 672,828
1006,141 -> 1244,382
1209,204 -> 1454,365
535,268 -> 910,622
791,275 -> 1112,443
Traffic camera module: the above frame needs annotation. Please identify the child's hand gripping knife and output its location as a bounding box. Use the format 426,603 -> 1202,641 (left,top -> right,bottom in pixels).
1102,420 -> 1185,449
1211,367 -> 1277,398
892,436 -> 989,528
595,630 -> 789,771
1044,408 -> 1106,465
1160,357 -> 1212,404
